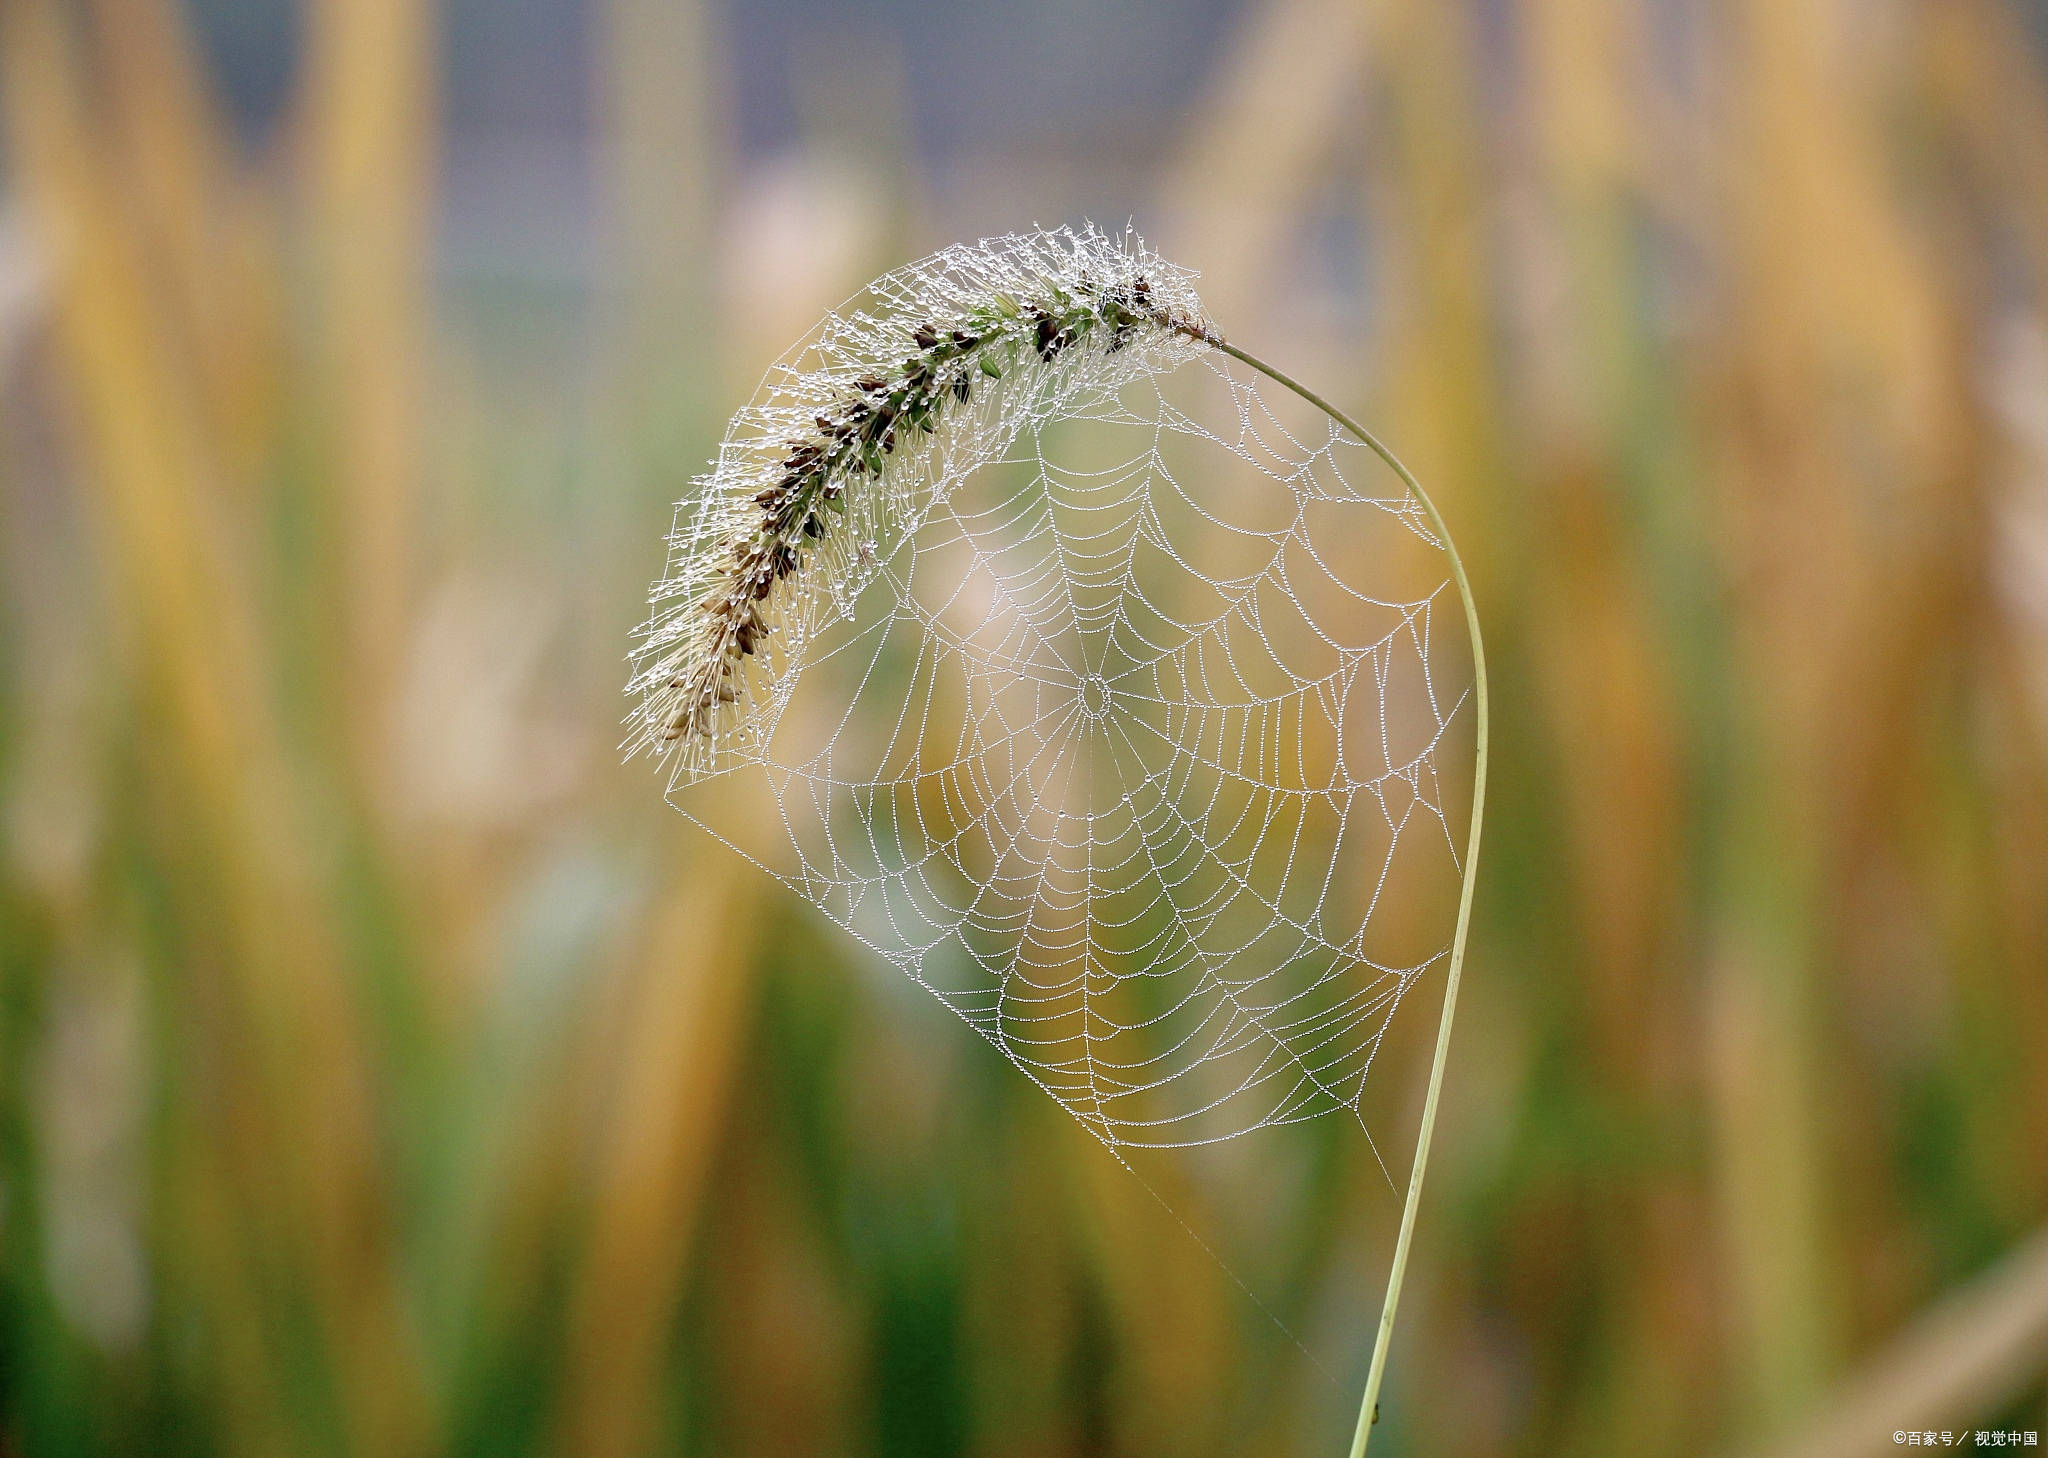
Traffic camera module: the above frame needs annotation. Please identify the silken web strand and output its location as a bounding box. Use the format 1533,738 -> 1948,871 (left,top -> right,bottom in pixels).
628,228 -> 1472,1157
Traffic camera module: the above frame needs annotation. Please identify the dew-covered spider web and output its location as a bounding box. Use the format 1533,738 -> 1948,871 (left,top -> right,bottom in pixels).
654,339 -> 1474,1158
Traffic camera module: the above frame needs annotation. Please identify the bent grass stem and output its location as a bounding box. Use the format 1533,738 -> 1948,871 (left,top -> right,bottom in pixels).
1208,338 -> 1489,1458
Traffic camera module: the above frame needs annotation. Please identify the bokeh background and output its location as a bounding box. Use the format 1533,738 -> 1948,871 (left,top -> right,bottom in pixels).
1,0 -> 2045,1455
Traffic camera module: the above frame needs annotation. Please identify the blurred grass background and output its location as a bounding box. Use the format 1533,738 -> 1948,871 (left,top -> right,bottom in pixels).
0,0 -> 2044,1455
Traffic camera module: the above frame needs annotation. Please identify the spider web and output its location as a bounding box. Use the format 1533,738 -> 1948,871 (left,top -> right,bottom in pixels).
668,346 -> 1471,1154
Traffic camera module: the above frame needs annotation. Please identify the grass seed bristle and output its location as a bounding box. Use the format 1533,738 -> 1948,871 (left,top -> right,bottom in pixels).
632,226 -> 1214,768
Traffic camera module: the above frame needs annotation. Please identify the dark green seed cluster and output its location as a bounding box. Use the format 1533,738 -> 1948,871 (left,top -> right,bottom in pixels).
663,274 -> 1196,741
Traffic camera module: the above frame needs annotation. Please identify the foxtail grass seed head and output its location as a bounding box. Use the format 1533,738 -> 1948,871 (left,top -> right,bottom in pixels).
625,226 -> 1487,1458
626,226 -> 1214,781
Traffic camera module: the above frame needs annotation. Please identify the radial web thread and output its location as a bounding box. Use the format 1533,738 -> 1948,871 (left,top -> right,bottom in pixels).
663,335 -> 1470,1154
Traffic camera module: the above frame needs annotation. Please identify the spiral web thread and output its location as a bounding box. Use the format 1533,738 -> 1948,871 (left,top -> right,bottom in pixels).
661,411 -> 1469,1158
629,231 -> 1471,1157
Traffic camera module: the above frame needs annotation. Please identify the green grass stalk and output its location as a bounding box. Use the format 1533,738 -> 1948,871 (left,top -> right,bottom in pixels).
1207,338 -> 1489,1458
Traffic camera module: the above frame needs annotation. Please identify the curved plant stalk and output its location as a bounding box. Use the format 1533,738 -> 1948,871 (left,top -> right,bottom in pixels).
1206,337 -> 1489,1458
634,226 -> 1485,1454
